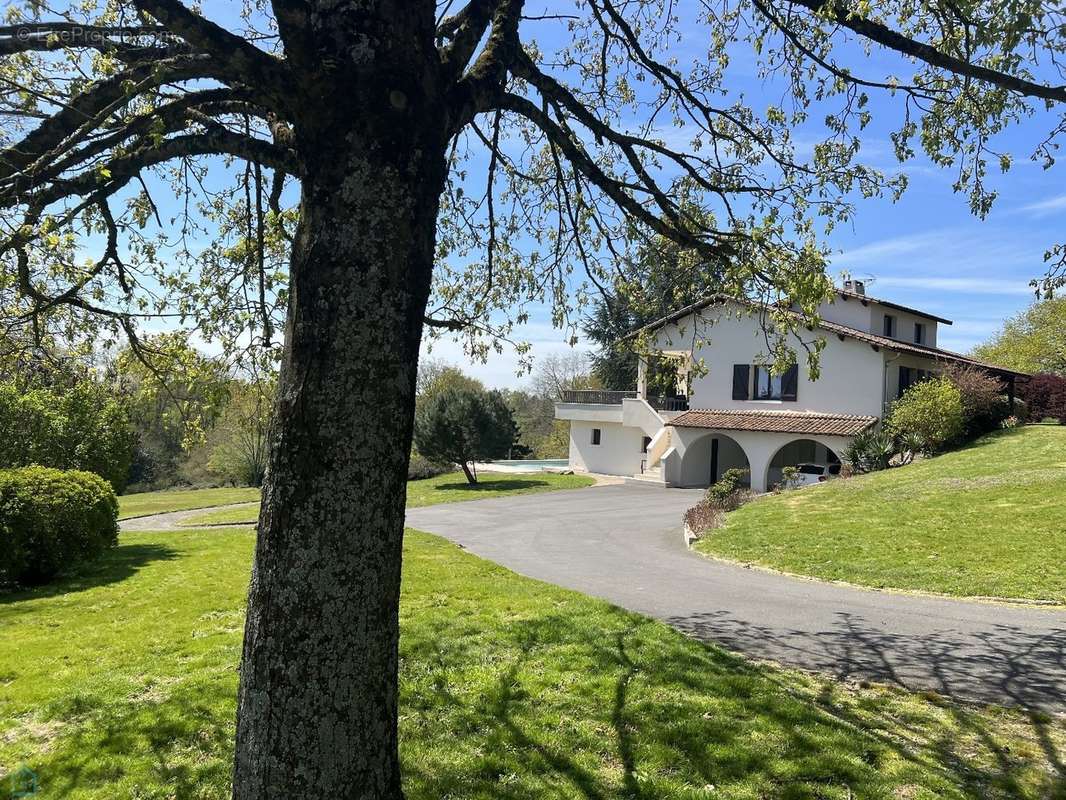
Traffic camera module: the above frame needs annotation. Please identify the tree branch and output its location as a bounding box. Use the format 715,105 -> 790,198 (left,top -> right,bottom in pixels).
497,92 -> 735,262
131,0 -> 294,103
0,56 -> 224,184
438,0 -> 498,78
783,0 -> 1066,103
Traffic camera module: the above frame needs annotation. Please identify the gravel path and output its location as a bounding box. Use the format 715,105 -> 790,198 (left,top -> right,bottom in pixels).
120,502 -> 258,531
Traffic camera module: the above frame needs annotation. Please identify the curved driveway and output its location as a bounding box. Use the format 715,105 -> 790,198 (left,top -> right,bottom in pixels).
406,483 -> 1066,711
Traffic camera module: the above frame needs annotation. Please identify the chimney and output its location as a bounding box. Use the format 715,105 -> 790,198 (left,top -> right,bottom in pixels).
843,278 -> 865,295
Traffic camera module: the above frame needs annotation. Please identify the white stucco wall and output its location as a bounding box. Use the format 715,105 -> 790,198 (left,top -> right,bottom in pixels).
651,306 -> 887,417
816,295 -> 875,331
568,420 -> 645,477
817,295 -> 942,348
673,432 -> 750,487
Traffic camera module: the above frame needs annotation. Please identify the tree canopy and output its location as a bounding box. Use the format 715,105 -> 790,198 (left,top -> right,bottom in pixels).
413,386 -> 517,483
972,297 -> 1066,375
4,1 -> 1066,369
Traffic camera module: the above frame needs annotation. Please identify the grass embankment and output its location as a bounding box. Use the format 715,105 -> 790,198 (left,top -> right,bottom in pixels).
697,426 -> 1066,601
178,471 -> 595,526
118,487 -> 261,520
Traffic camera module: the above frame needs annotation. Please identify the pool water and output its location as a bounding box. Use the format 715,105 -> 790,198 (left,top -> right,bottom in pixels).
491,459 -> 569,470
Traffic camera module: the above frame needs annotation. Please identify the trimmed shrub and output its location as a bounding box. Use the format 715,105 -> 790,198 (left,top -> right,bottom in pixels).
0,467 -> 118,587
408,451 -> 448,481
1020,373 -> 1066,423
705,468 -> 754,510
886,378 -> 965,454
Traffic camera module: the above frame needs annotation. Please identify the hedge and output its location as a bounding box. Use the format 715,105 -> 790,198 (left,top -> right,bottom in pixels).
0,467 -> 119,587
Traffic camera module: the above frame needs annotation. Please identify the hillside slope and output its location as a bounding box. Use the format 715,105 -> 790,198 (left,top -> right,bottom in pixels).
696,426 -> 1066,601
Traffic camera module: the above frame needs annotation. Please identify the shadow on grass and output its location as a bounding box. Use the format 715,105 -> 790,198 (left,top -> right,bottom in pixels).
0,543 -> 179,606
400,602 -> 1066,799
19,674 -> 236,799
433,479 -> 549,493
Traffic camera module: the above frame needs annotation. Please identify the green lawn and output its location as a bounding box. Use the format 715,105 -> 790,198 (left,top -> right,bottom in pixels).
118,487 -> 261,520
179,471 -> 594,526
3,526 -> 1065,798
697,426 -> 1066,601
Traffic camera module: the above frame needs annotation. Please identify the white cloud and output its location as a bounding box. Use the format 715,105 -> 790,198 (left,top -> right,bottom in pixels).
1014,193 -> 1066,217
833,225 -> 1042,279
835,230 -> 951,267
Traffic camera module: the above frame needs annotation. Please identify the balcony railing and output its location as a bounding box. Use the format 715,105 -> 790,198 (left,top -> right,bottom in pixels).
648,395 -> 689,412
559,389 -> 637,405
558,389 -> 689,411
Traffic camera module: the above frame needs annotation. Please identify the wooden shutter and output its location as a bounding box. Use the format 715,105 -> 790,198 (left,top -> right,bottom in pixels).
781,364 -> 798,401
732,364 -> 750,400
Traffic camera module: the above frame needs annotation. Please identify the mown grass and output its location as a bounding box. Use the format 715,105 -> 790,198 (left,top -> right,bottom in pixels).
179,471 -> 595,526
2,522 -> 1065,798
118,487 -> 261,520
697,426 -> 1066,601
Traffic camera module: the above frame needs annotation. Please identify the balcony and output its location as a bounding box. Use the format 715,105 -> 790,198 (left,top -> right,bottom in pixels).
559,389 -> 689,412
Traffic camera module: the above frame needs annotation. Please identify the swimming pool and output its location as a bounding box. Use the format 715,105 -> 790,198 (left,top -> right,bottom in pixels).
486,459 -> 569,471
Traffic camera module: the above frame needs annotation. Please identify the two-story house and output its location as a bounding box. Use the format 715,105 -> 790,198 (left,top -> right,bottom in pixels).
555,281 -> 1028,491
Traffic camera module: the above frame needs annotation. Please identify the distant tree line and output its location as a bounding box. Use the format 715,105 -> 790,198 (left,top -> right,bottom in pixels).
0,333 -> 274,493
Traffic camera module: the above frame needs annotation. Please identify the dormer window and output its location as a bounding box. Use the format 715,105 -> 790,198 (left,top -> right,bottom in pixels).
914,322 -> 925,344
883,314 -> 897,338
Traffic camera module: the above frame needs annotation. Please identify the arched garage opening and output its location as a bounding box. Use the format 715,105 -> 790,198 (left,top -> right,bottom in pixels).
765,439 -> 840,490
679,432 -> 750,488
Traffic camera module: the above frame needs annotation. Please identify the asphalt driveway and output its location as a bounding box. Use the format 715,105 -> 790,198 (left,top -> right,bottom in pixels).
406,482 -> 1066,711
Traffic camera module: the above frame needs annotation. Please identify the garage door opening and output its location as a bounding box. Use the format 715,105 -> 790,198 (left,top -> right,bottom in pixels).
766,439 -> 840,490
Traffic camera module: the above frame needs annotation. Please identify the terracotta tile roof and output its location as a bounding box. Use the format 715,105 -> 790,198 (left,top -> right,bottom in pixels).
668,408 -> 878,437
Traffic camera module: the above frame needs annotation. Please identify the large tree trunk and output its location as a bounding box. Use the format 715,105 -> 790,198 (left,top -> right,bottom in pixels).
233,5 -> 447,796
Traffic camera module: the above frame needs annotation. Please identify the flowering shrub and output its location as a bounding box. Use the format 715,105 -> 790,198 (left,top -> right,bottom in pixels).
942,363 -> 1010,438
